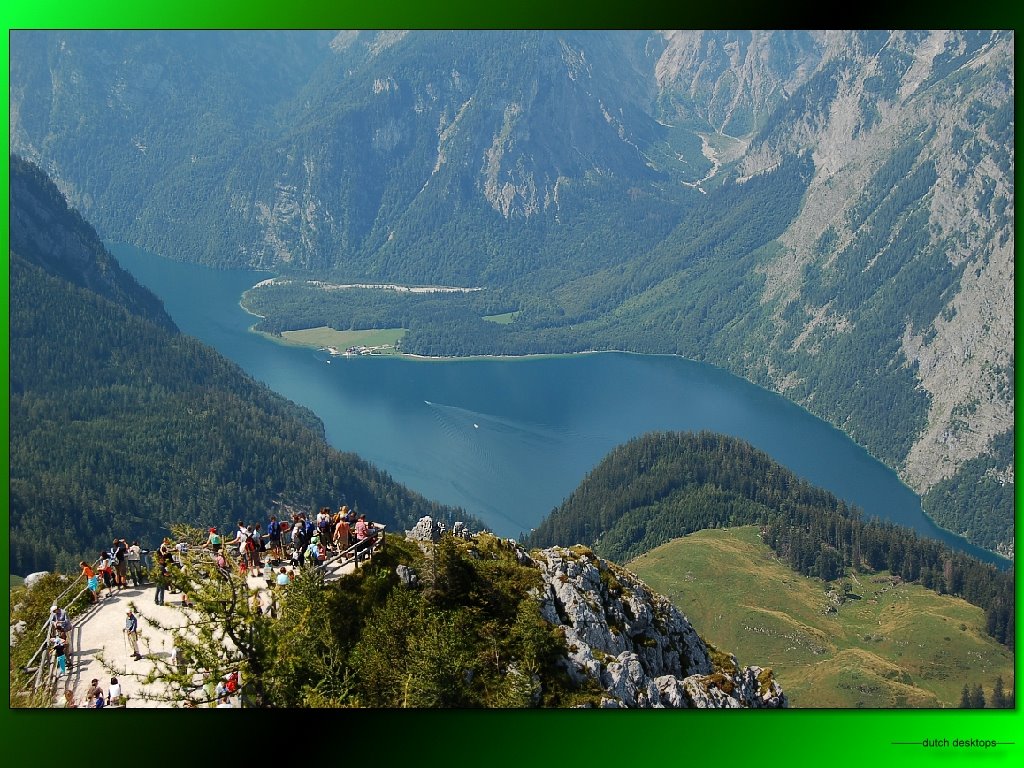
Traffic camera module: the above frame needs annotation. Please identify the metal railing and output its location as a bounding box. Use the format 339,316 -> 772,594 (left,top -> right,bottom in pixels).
21,556 -> 105,704
21,523 -> 389,706
320,524 -> 387,577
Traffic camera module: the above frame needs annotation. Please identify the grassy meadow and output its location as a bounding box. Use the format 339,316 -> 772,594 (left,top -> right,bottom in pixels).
273,326 -> 406,353
628,526 -> 1013,708
482,311 -> 520,324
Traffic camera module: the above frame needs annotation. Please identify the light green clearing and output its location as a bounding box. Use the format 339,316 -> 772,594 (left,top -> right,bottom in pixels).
482,311 -> 520,325
276,326 -> 406,352
628,526 -> 1014,708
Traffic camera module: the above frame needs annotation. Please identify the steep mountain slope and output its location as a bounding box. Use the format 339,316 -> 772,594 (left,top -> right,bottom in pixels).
8,157 -> 466,574
734,32 -> 1014,549
9,156 -> 175,331
526,432 -> 1014,648
9,30 -> 1013,556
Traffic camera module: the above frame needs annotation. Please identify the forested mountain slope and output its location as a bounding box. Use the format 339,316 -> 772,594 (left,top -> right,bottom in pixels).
9,30 -> 1014,556
8,157 -> 466,575
526,432 -> 1013,648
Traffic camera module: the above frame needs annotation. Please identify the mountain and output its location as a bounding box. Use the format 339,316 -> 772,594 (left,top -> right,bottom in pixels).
9,30 -> 1014,557
628,526 -> 1014,708
8,157 -> 469,575
526,432 -> 1014,649
9,156 -> 175,330
364,527 -> 787,708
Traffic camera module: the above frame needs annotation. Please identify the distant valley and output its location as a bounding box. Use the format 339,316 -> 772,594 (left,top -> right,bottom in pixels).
9,30 -> 1014,558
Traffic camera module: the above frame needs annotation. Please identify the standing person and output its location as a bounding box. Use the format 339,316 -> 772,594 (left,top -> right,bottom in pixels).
354,514 -> 372,560
334,515 -> 351,555
51,605 -> 73,665
153,544 -> 168,606
317,508 -> 332,551
175,539 -> 190,568
266,515 -> 282,561
249,523 -> 265,568
290,515 -> 306,567
127,541 -> 143,587
124,609 -> 141,660
227,521 -> 250,570
112,538 -> 129,588
98,552 -> 116,598
80,561 -> 99,603
51,630 -> 68,676
206,527 -> 222,552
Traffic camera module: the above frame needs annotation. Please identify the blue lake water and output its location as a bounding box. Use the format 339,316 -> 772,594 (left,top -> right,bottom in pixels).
111,244 -> 1006,566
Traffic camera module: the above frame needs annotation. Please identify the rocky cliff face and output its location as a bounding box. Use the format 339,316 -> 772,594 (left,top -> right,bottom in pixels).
739,31 -> 1013,501
530,545 -> 786,708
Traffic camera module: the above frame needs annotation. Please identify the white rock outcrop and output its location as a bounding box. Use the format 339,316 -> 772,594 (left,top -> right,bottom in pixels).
534,546 -> 787,708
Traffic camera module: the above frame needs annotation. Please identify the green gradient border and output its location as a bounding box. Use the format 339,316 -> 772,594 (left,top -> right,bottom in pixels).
3,3 -> 1019,766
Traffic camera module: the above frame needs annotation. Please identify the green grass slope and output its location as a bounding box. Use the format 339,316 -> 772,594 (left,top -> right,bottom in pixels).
629,526 -> 1013,708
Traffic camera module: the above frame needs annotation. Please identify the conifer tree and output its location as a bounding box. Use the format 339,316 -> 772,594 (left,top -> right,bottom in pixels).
959,683 -> 972,708
120,524 -> 277,707
969,683 -> 986,709
991,676 -> 1007,709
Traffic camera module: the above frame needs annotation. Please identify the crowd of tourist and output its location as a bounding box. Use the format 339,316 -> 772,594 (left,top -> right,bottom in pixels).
51,504 -> 385,707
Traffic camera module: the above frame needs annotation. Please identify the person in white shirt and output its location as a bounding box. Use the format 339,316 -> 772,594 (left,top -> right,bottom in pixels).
107,676 -> 123,706
126,541 -> 143,586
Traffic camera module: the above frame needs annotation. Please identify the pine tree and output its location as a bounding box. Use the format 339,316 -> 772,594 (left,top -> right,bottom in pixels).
969,683 -> 986,709
959,683 -> 972,708
123,523 -> 284,707
991,676 -> 1007,708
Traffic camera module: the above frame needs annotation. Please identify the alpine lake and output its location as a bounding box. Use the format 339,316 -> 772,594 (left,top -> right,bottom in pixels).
112,244 -> 1006,567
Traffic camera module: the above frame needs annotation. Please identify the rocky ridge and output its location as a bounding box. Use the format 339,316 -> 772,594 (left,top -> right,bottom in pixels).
528,544 -> 786,708
406,516 -> 786,707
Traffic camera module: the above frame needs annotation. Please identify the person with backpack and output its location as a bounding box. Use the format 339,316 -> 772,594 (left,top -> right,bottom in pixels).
249,523 -> 265,567
316,508 -> 332,551
290,515 -> 307,563
98,551 -> 116,598
266,515 -> 282,561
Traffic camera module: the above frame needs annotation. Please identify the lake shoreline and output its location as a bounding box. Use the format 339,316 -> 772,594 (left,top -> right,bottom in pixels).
249,323 -> 1010,567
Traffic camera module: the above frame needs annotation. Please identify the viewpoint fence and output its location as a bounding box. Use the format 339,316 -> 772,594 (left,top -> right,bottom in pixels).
21,524 -> 387,707
22,556 -> 104,704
